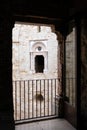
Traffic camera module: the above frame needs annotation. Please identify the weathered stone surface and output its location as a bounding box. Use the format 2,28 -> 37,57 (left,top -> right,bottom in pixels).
65,27 -> 76,106
12,23 -> 58,80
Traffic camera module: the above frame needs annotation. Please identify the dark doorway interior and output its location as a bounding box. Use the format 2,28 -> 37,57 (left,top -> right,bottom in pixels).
35,55 -> 44,73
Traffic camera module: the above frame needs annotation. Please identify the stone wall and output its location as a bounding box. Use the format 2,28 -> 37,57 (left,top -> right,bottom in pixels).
65,27 -> 76,106
12,22 -> 58,80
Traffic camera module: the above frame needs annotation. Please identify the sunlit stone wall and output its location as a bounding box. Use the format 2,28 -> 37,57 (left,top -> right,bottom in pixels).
12,22 -> 58,80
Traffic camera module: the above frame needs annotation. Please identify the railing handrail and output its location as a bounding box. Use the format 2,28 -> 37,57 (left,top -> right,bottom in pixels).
13,78 -> 60,82
13,78 -> 59,122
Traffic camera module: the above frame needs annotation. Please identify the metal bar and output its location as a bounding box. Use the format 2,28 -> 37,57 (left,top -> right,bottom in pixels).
20,81 -> 21,120
71,78 -> 73,105
40,80 -> 41,117
51,79 -> 53,115
15,81 -> 17,121
28,80 -> 30,118
55,79 -> 56,115
48,79 -> 49,116
72,78 -> 75,106
13,78 -> 58,82
44,79 -> 45,116
68,78 -> 70,102
32,80 -> 33,118
36,80 -> 37,117
24,81 -> 25,119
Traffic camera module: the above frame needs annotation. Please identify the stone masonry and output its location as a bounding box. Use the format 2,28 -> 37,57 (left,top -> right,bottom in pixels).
12,22 -> 58,80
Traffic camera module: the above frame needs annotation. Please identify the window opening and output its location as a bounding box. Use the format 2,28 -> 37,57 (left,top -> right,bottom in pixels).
35,55 -> 44,73
38,46 -> 42,51
12,22 -> 59,122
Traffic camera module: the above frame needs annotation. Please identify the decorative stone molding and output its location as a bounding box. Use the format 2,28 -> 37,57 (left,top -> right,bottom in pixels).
29,40 -> 48,73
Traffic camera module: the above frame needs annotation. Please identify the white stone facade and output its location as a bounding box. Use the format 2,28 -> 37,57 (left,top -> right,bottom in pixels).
12,22 -> 58,80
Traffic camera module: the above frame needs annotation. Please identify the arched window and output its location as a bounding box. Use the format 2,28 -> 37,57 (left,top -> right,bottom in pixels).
29,40 -> 48,73
35,55 -> 44,73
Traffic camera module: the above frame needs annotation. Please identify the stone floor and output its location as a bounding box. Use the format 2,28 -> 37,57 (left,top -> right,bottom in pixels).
15,118 -> 76,130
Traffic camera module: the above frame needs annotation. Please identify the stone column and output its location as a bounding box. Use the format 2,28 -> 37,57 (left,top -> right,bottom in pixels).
44,52 -> 48,73
54,29 -> 64,117
0,16 -> 15,130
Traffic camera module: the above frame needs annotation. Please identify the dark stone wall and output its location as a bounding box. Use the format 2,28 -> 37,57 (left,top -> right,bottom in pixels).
81,19 -> 87,129
0,3 -> 15,129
